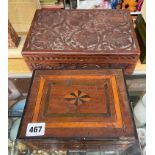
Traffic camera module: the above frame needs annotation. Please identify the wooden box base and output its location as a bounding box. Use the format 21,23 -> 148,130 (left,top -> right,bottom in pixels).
18,139 -> 140,153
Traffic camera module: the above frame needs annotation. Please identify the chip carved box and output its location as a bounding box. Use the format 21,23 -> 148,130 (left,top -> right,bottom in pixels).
22,9 -> 140,75
18,69 -> 139,152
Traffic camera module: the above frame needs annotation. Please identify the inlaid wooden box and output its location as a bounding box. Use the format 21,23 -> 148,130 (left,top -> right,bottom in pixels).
18,69 -> 140,153
22,9 -> 140,75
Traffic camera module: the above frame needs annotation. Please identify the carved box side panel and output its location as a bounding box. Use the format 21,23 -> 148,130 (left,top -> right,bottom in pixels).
23,54 -> 138,74
23,55 -> 139,63
25,61 -> 135,74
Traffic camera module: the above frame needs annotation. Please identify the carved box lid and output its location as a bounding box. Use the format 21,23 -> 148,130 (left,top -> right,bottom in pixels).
22,9 -> 140,55
18,69 -> 137,140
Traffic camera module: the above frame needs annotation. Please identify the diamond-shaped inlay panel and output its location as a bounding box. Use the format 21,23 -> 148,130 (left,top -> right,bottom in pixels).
64,90 -> 91,107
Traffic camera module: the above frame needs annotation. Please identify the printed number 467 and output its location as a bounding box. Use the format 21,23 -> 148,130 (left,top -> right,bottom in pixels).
29,126 -> 42,133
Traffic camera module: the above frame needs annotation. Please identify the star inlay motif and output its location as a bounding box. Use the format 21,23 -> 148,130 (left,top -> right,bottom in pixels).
64,90 -> 91,106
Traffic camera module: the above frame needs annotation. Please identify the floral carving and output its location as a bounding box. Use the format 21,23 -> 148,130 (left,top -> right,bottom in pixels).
25,10 -> 136,51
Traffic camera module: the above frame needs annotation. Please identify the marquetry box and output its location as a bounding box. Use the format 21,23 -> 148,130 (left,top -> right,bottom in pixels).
22,9 -> 140,75
17,69 -> 140,153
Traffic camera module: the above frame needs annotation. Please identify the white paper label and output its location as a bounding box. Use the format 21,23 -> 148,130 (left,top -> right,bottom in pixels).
26,123 -> 45,137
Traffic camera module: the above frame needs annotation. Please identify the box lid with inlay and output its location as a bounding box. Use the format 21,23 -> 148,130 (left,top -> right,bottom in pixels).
18,69 -> 137,140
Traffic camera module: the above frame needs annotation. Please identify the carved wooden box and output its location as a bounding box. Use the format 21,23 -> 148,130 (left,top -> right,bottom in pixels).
22,9 -> 140,75
18,69 -> 140,152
